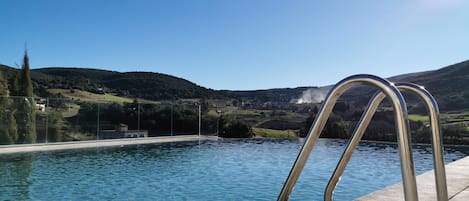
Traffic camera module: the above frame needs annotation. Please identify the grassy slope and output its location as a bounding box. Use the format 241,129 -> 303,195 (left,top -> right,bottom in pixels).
227,109 -> 308,126
252,127 -> 298,138
47,89 -> 158,104
408,114 -> 429,122
33,67 -> 229,100
390,60 -> 469,112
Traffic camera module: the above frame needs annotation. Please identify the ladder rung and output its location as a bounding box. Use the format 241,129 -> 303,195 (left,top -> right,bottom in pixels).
277,75 -> 447,201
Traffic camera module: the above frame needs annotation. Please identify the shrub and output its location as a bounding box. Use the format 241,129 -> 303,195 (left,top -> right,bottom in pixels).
219,117 -> 253,138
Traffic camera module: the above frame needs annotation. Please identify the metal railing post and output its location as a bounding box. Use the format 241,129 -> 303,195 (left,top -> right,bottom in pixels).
198,104 -> 201,136
277,74 -> 418,201
324,82 -> 448,201
96,103 -> 100,140
137,102 -> 141,131
171,103 -> 173,136
45,98 -> 49,143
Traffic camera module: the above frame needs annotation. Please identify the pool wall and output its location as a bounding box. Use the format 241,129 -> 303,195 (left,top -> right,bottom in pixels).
0,135 -> 216,155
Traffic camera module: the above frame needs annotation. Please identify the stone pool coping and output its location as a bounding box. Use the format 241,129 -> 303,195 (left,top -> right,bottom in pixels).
355,155 -> 469,201
0,135 -> 218,155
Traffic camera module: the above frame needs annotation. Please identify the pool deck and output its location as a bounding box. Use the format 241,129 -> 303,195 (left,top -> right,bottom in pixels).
356,155 -> 469,201
0,135 -> 218,155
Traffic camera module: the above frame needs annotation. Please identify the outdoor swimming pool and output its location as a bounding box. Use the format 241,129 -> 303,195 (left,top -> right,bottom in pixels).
1,138 -> 468,200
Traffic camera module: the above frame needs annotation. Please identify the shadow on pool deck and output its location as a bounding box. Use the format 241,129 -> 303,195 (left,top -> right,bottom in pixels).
356,156 -> 469,201
0,135 -> 218,155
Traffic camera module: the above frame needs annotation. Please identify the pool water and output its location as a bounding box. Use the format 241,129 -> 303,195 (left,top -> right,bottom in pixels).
1,138 -> 468,200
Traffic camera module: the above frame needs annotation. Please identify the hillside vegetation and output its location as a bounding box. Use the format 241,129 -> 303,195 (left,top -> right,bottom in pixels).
389,60 -> 469,112
0,65 -> 231,101
3,60 -> 469,112
229,60 -> 469,113
2,59 -> 469,142
47,89 -> 159,104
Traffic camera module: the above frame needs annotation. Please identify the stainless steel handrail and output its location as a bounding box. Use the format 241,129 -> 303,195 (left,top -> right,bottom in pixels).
277,74 -> 418,201
324,82 -> 447,201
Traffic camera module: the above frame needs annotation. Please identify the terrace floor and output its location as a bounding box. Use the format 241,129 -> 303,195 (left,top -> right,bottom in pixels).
0,135 -> 217,155
356,155 -> 469,201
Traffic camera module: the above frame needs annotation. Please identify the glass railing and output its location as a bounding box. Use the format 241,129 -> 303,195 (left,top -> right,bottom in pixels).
0,96 -> 219,146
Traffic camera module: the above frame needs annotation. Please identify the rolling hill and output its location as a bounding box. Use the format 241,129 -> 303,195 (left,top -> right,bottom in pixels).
2,59 -> 469,112
0,65 -> 231,101
230,60 -> 469,112
388,60 -> 469,111
226,87 -> 314,104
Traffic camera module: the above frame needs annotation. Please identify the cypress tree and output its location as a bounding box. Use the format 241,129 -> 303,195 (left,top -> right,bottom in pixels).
15,51 -> 36,144
19,51 -> 33,97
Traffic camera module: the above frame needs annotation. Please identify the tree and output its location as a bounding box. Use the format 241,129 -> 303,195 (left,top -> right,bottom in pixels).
0,71 -> 19,145
300,112 -> 316,137
8,76 -> 19,96
47,110 -> 64,142
0,71 -> 13,144
15,51 -> 36,144
200,98 -> 209,114
218,117 -> 253,138
18,51 -> 33,97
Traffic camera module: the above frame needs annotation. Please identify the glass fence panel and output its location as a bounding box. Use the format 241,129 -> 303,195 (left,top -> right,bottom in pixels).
35,104 -> 47,143
98,101 -> 146,139
201,105 -> 218,136
0,97 -> 18,145
139,103 -> 172,137
0,97 -> 213,146
0,97 -> 36,145
53,99 -> 99,142
172,103 -> 199,136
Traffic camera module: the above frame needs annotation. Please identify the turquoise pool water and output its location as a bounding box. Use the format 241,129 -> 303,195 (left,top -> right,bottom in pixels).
1,138 -> 468,200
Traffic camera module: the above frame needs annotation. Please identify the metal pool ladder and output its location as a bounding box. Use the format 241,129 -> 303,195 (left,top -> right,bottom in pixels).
278,74 -> 447,201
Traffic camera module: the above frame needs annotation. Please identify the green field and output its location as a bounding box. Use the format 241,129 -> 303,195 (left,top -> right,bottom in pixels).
226,109 -> 308,127
252,127 -> 298,138
48,89 -> 158,104
408,114 -> 429,122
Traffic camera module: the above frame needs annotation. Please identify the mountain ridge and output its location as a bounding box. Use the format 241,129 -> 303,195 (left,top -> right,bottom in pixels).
387,60 -> 469,111
0,65 -> 231,100
1,59 -> 469,111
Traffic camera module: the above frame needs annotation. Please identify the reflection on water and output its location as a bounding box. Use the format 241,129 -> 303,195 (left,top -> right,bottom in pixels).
0,154 -> 34,200
0,139 -> 468,201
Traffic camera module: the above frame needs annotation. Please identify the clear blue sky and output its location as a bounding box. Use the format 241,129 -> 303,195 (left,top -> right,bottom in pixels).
1,0 -> 469,90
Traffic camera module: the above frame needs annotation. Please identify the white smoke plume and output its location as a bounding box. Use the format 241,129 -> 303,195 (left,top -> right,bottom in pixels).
294,87 -> 331,104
